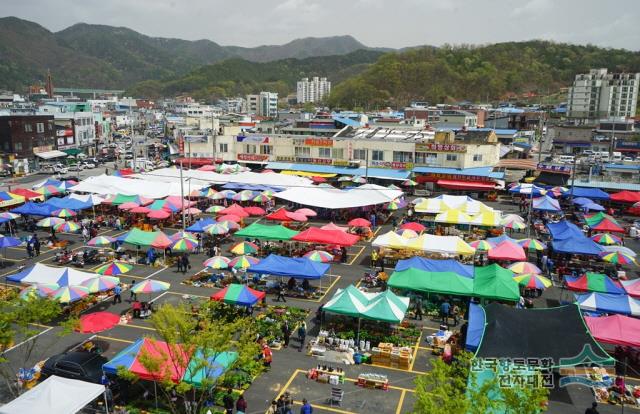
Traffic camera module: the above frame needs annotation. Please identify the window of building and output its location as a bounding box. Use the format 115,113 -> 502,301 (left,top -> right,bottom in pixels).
219,143 -> 228,153
36,123 -> 44,133
393,151 -> 413,162
331,148 -> 344,159
14,142 -> 22,151
295,147 -> 311,157
24,123 -> 32,132
246,144 -> 257,154
473,154 -> 483,162
353,149 -> 367,160
446,154 -> 458,161
372,150 -> 384,161
260,145 -> 272,155
415,152 -> 438,164
318,147 -> 331,158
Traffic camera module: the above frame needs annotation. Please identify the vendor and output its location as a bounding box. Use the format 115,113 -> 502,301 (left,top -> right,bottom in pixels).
287,277 -> 297,291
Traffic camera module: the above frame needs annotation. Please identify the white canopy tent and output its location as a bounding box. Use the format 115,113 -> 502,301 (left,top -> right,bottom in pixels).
70,174 -> 203,198
0,375 -> 106,414
6,263 -> 100,286
275,184 -> 403,209
68,193 -> 106,206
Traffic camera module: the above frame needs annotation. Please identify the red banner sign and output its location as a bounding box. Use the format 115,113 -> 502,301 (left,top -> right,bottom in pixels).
237,154 -> 269,161
415,143 -> 466,153
304,138 -> 333,147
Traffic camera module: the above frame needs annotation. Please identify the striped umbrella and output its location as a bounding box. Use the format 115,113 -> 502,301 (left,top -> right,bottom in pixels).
252,194 -> 271,204
386,200 -> 403,211
206,205 -> 226,213
51,285 -> 91,303
303,250 -> 334,263
203,256 -> 230,269
130,279 -> 170,294
397,229 -> 419,238
81,276 -> 121,293
402,179 -> 418,186
95,262 -> 133,276
508,262 -> 542,274
170,238 -> 198,252
35,185 -> 62,197
229,255 -> 260,269
232,190 -> 257,202
19,283 -> 59,300
201,188 -> 218,198
0,212 -> 20,220
170,231 -> 197,242
601,251 -> 637,265
51,208 -> 76,218
210,192 -> 227,201
513,274 -> 553,290
36,217 -> 65,227
230,241 -> 258,255
204,223 -> 230,235
88,236 -> 116,246
503,221 -> 526,230
220,190 -> 237,199
54,221 -> 81,233
218,220 -> 240,230
591,233 -> 622,246
517,238 -> 547,251
470,240 -> 494,251
261,190 -> 275,197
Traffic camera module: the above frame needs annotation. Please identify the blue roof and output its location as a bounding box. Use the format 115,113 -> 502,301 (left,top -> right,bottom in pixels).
571,180 -> 640,192
470,128 -> 518,136
331,116 -> 361,128
45,196 -> 93,210
552,238 -> 603,256
566,187 -> 610,200
412,166 -> 504,179
186,218 -> 216,233
11,202 -> 57,216
248,254 -> 329,279
265,162 -> 411,180
546,220 -> 585,241
604,163 -> 640,171
395,257 -> 474,278
465,303 -> 485,352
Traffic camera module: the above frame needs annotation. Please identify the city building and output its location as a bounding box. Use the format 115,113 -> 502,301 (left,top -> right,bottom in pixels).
246,92 -> 278,118
296,77 -> 331,104
222,97 -> 246,114
567,68 -> 639,120
0,114 -> 56,167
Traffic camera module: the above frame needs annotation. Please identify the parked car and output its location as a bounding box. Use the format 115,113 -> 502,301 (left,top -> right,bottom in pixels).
68,163 -> 85,172
81,161 -> 96,169
41,351 -> 108,384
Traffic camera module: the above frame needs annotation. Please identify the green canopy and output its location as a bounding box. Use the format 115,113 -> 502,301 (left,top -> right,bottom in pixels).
584,212 -> 621,227
473,264 -> 519,302
111,194 -> 139,206
388,269 -> 474,296
323,285 -> 369,317
62,148 -> 82,156
234,222 -> 299,240
118,228 -> 171,248
323,285 -> 410,323
362,290 -> 410,323
182,350 -> 238,387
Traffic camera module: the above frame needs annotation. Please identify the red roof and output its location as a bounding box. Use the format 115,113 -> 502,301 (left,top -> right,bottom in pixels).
488,240 -> 526,261
219,203 -> 249,218
129,338 -> 192,382
265,208 -> 293,221
586,315 -> 640,347
591,218 -> 625,233
610,191 -> 640,203
12,188 -> 43,200
292,227 -> 360,246
436,179 -> 496,191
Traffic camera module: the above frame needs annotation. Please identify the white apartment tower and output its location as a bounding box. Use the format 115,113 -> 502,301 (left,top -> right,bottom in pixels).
297,77 -> 331,104
246,92 -> 278,118
567,68 -> 639,120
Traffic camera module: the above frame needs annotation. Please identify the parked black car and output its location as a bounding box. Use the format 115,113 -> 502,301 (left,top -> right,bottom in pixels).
41,351 -> 108,384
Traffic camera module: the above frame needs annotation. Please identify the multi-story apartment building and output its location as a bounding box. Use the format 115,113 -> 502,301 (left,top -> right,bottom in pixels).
0,114 -> 56,160
246,92 -> 278,118
567,68 -> 639,120
296,77 -> 331,104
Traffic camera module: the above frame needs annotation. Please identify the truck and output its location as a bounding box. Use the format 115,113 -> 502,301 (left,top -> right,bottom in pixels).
130,158 -> 155,172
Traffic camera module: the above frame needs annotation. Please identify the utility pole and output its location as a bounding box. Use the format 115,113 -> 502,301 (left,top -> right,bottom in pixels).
569,155 -> 578,202
365,148 -> 369,181
179,160 -> 185,231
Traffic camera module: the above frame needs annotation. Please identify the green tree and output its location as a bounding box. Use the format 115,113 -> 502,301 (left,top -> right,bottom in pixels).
302,102 -> 316,113
117,302 -> 262,414
0,295 -> 63,397
413,351 -> 549,414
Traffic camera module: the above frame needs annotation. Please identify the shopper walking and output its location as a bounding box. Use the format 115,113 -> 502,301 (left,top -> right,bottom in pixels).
113,283 -> 122,304
297,322 -> 307,352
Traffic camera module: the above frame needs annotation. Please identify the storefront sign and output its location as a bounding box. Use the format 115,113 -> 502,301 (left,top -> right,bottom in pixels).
33,146 -> 53,154
415,143 -> 467,153
304,138 -> 333,147
56,128 -> 73,137
536,163 -> 572,175
236,135 -> 270,143
237,153 -> 269,162
184,135 -> 207,143
295,157 -> 333,165
370,160 -> 414,170
616,141 -> 640,151
416,173 -> 493,183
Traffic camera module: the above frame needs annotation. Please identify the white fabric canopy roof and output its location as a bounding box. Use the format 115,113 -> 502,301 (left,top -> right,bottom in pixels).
136,167 -> 312,189
70,174 -> 203,198
372,232 -> 475,255
0,375 -> 105,414
9,263 -> 99,286
35,150 -> 68,160
68,193 -> 106,206
275,184 -> 403,209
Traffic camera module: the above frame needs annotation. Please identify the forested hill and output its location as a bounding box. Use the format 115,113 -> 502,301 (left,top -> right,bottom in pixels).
326,41 -> 640,108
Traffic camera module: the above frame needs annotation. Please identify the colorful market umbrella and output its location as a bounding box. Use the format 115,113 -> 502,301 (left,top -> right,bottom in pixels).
204,223 -> 230,235
591,233 -> 622,246
261,190 -> 275,197
601,251 -> 637,265
170,238 -> 198,252
230,241 -> 258,255
503,221 -> 526,230
170,231 -> 198,242
51,208 -> 76,218
348,218 -> 371,227
148,210 -> 170,219
470,240 -> 494,251
51,285 -> 90,303
244,206 -> 266,216
54,221 -> 81,233
203,256 -> 230,269
229,255 -> 260,269
513,274 -> 552,290
77,312 -> 120,333
303,250 -> 334,263
35,185 -> 62,197
219,190 -> 237,199
95,262 -> 133,276
311,176 -> 327,183
565,272 -> 626,294
388,184 -> 401,190
206,205 -> 225,213
232,190 -> 257,202
36,217 -> 65,227
210,192 -> 227,201
218,214 -> 242,223
397,229 -> 419,238
210,284 -> 265,307
184,207 -> 202,215
296,208 -> 317,217
19,283 -> 59,300
0,235 -> 21,248
508,261 -> 542,274
88,236 -> 116,247
200,188 -> 218,198
130,206 -> 151,214
118,202 -> 140,210
402,179 -> 418,186
351,176 -> 367,184
517,238 -> 547,252
0,212 -> 20,220
252,194 -> 271,203
218,220 -> 240,230
399,222 -> 425,232
81,276 -> 121,293
386,199 -> 404,211
130,279 -> 170,294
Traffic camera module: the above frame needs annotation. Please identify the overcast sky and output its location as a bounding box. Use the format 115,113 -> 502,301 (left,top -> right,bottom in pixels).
3,0 -> 639,50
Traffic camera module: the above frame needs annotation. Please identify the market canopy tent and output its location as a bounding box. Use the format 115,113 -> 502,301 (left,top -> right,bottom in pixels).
248,254 -> 330,279
292,227 -> 360,246
117,228 -> 172,249
71,174 -> 204,199
274,184 -> 403,209
565,273 -> 625,295
323,285 -> 410,323
210,284 -> 266,307
7,263 -> 98,286
546,220 -> 585,240
186,218 -> 216,233
474,303 -> 612,367
405,234 -> 475,255
464,303 -> 484,352
472,264 -> 519,302
487,241 -> 526,261
532,196 -> 561,212
575,292 -> 640,316
0,375 -> 105,414
11,202 -> 56,216
235,222 -> 300,240
45,196 -> 93,211
585,314 -> 640,347
372,231 -> 408,249
585,213 -> 625,233
567,187 -> 610,200
610,191 -> 640,203
552,237 -> 603,256
394,257 -> 474,278
388,269 -> 474,296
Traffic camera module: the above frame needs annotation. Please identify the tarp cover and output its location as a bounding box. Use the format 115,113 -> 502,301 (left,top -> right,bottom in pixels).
546,220 -> 586,240
235,222 -> 300,240
475,303 -> 613,367
0,375 -> 105,414
275,184 -> 403,209
465,302 -> 485,352
117,228 -> 172,248
394,257 -> 474,278
610,191 -> 640,203
323,285 -> 410,323
585,314 -> 640,347
7,263 -> 98,286
575,292 -> 640,316
70,174 -> 203,198
552,237 -> 603,255
567,187 -> 610,200
45,196 -> 93,210
248,254 -> 329,279
472,264 -> 519,302
11,202 -> 56,216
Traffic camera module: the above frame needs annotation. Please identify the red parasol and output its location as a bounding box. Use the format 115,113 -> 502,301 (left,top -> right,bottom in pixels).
77,312 -> 120,333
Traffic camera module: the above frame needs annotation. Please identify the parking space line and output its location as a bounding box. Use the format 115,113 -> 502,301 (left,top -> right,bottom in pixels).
145,265 -> 168,280
272,368 -> 301,403
347,246 -> 365,266
294,275 -> 341,303
291,401 -> 356,414
396,390 -> 407,414
2,326 -> 54,354
409,331 -> 422,372
120,323 -> 156,331
369,362 -> 426,375
167,291 -> 210,299
96,335 -> 134,344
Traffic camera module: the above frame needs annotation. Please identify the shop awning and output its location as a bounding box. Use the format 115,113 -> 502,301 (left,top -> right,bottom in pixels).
62,148 -> 82,156
436,179 -> 496,191
34,150 -> 68,160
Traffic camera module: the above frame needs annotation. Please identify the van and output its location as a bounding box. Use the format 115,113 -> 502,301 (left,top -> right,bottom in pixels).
558,155 -> 575,164
612,152 -> 622,162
